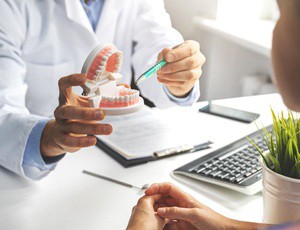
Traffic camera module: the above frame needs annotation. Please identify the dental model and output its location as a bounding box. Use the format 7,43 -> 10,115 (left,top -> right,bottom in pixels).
81,43 -> 144,116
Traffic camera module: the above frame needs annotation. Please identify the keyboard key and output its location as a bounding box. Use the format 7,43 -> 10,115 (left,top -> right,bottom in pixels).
204,162 -> 212,168
204,170 -> 212,175
245,172 -> 252,177
229,169 -> 235,174
236,177 -> 243,183
196,167 -> 206,173
229,176 -> 236,182
217,164 -> 224,168
211,171 -> 222,177
220,173 -> 230,179
211,166 -> 218,171
212,160 -> 220,164
235,173 -> 241,178
251,168 -> 258,174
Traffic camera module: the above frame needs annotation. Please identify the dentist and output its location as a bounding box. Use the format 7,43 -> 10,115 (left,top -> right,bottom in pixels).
0,0 -> 205,180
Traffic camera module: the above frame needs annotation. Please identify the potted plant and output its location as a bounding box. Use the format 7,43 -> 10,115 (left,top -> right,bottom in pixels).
248,109 -> 300,224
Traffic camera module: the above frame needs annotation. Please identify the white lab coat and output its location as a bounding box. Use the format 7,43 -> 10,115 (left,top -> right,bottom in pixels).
0,0 -> 187,177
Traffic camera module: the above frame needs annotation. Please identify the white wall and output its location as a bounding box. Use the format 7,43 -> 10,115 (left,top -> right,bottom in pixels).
164,0 -> 277,101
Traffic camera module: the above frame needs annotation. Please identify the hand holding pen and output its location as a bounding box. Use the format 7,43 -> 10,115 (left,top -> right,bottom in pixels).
136,40 -> 206,98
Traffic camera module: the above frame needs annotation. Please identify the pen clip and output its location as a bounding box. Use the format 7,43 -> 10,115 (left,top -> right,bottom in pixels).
153,144 -> 194,158
153,142 -> 213,158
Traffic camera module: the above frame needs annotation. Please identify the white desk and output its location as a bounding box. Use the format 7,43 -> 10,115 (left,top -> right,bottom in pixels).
0,94 -> 286,230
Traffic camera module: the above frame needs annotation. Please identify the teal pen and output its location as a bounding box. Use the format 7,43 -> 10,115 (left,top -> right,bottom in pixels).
135,59 -> 167,85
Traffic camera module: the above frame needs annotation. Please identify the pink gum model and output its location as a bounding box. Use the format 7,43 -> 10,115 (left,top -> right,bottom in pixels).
81,43 -> 141,108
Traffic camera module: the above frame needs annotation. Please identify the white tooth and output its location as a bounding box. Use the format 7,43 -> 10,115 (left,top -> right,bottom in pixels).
129,95 -> 133,101
114,97 -> 118,102
125,95 -> 129,102
101,61 -> 106,66
120,96 -> 124,101
103,56 -> 108,61
93,75 -> 98,81
96,70 -> 101,76
109,97 -> 113,102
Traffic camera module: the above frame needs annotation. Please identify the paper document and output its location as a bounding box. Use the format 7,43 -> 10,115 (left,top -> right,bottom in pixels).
97,108 -> 209,159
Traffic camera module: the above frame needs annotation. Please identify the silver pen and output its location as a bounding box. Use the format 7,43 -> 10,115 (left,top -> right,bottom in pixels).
82,170 -> 149,191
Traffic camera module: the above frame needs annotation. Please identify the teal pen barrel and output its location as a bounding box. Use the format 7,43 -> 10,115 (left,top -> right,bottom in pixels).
144,59 -> 167,78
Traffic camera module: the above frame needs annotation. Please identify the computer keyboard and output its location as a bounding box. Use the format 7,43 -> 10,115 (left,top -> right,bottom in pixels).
172,125 -> 272,195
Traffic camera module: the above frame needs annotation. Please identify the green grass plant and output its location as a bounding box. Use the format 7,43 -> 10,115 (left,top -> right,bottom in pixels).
248,109 -> 300,179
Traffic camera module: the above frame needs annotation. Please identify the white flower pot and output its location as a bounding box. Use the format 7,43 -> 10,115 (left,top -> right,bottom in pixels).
260,158 -> 300,224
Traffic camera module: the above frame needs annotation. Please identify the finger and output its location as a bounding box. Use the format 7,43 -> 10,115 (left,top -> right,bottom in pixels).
58,74 -> 86,105
164,222 -> 180,230
55,134 -> 97,148
157,68 -> 202,82
158,52 -> 203,75
137,194 -> 162,206
158,78 -> 197,89
145,183 -> 191,206
164,40 -> 200,63
157,78 -> 186,87
55,106 -> 105,120
157,207 -> 200,223
157,48 -> 172,62
61,122 -> 112,135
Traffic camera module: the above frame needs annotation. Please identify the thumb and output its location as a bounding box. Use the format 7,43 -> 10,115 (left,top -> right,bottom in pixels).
157,48 -> 172,62
157,207 -> 200,223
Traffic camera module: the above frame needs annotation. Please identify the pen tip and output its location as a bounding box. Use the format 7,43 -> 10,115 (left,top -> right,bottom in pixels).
135,76 -> 144,85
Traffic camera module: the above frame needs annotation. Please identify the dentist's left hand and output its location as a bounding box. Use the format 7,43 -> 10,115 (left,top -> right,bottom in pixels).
40,74 -> 113,158
157,40 -> 205,98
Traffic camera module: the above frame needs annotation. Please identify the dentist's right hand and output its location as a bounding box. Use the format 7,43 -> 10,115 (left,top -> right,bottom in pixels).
40,74 -> 113,158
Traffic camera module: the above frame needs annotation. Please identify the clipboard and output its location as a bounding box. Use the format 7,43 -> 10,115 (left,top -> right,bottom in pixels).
96,137 -> 212,167
95,108 -> 212,167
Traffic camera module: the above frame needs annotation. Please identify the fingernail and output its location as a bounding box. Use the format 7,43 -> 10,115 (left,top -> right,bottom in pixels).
166,53 -> 175,62
104,125 -> 112,135
95,110 -> 103,119
89,138 -> 95,145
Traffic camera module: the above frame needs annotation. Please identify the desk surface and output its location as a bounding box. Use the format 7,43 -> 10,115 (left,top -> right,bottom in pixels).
0,94 -> 286,230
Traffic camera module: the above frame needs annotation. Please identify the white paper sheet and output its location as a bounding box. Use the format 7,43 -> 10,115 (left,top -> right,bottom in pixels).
97,108 -> 209,159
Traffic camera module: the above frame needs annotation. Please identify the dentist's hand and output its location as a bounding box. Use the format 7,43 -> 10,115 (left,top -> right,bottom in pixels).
157,40 -> 205,98
40,74 -> 112,158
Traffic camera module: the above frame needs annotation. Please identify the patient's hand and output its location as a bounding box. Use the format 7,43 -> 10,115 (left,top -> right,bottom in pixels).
126,194 -> 166,230
146,183 -> 267,230
40,74 -> 113,158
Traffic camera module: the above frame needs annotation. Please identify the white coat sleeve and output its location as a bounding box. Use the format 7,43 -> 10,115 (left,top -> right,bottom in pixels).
132,0 -> 199,108
0,1 -> 47,177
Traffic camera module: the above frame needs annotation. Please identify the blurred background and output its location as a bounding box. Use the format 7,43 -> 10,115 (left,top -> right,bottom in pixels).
164,0 -> 279,101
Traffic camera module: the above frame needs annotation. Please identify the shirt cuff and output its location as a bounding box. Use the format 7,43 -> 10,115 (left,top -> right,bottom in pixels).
22,118 -> 60,180
163,82 -> 200,106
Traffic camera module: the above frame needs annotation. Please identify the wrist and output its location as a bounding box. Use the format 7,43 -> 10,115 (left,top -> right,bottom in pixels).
40,119 -> 65,157
228,218 -> 268,230
166,85 -> 193,98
